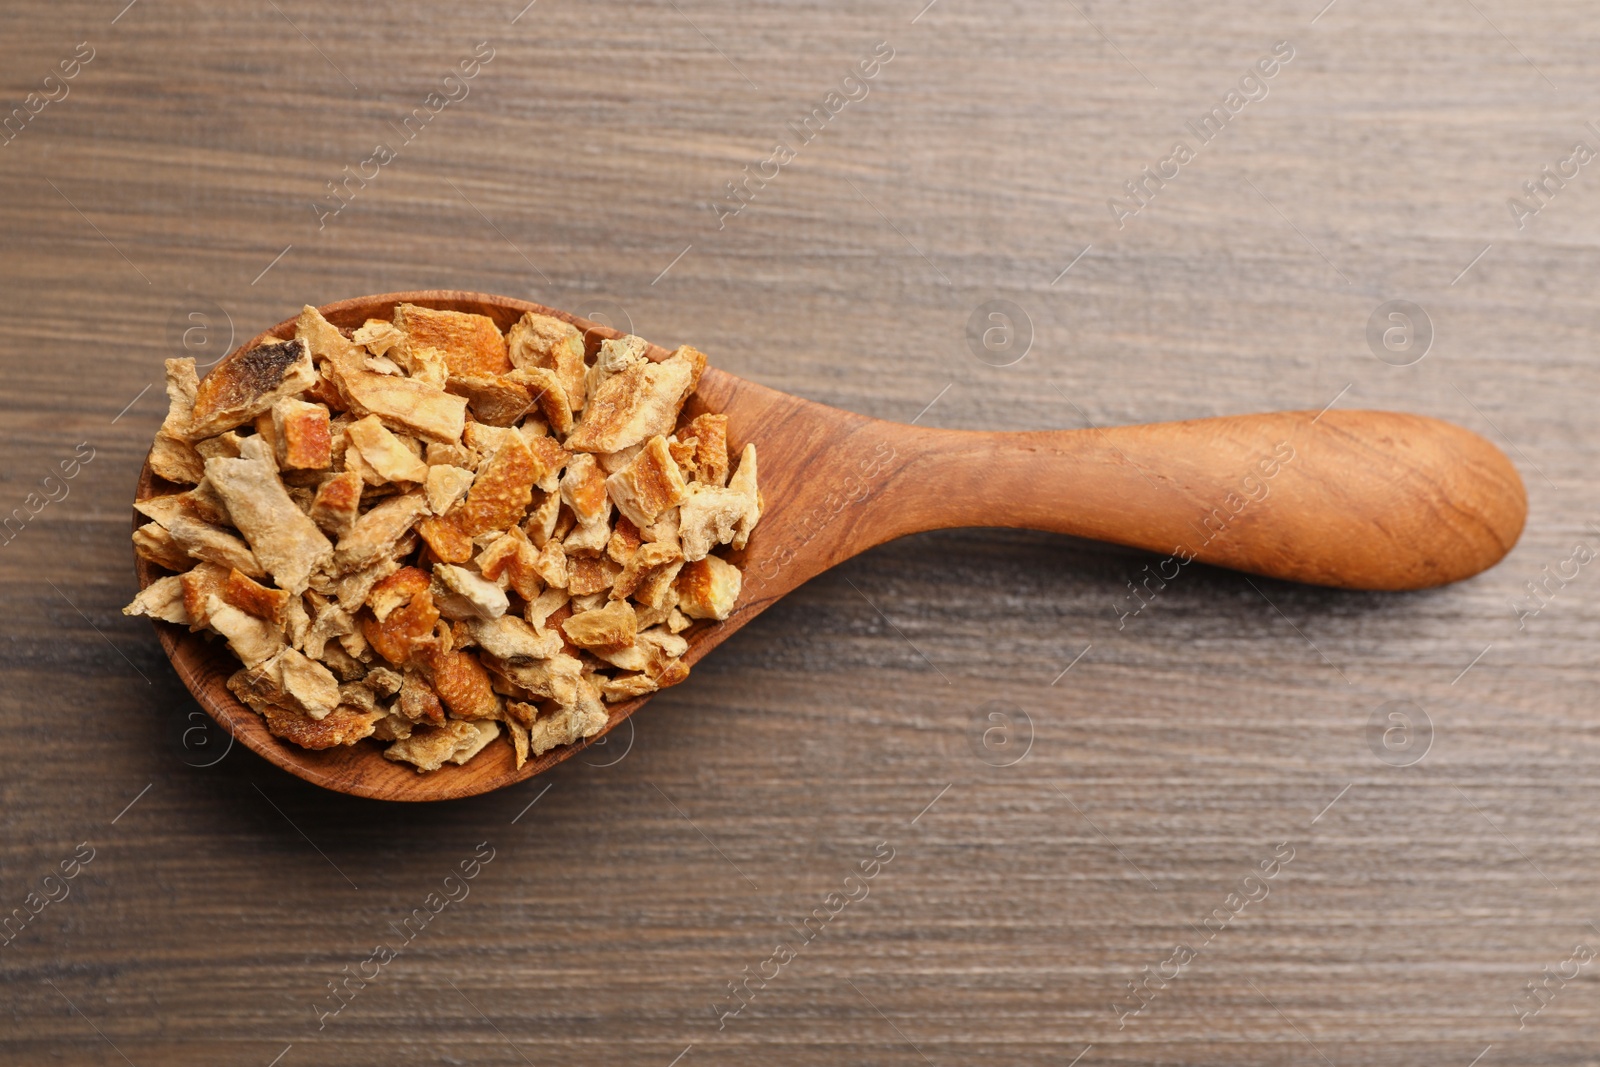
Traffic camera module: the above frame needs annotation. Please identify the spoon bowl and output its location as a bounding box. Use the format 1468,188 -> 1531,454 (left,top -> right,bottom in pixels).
134,291 -> 1528,801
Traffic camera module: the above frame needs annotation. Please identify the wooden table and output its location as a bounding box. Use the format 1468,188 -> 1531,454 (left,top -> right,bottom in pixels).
3,1 -> 1596,1063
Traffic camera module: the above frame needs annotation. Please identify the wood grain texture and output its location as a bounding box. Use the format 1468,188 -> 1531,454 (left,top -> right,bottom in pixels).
4,0 -> 1600,1064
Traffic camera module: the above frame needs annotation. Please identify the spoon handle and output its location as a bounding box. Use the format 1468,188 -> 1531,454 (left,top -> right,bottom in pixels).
855,409 -> 1526,590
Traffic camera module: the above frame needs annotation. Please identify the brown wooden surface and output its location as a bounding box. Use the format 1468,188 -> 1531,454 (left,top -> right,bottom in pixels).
4,0 -> 1599,1063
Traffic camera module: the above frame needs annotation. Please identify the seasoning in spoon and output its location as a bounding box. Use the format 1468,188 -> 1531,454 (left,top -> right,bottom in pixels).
125,304 -> 759,772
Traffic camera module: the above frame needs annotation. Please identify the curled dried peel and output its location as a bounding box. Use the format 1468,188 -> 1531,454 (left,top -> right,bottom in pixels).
346,415 -> 428,484
272,398 -> 332,470
677,555 -> 741,620
562,599 -> 637,653
447,373 -> 535,427
508,312 -> 587,411
431,563 -> 510,621
422,647 -> 503,721
368,566 -> 431,623
259,702 -> 382,750
564,345 -> 703,453
149,359 -> 206,484
477,526 -> 542,600
222,568 -> 291,625
309,470 -> 362,538
451,430 -> 537,536
206,436 -> 332,594
188,339 -> 317,439
362,586 -> 440,667
395,303 -> 511,378
383,719 -> 498,771
607,435 -> 687,529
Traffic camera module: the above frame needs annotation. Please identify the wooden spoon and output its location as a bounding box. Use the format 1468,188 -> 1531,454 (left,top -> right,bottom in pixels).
133,291 -> 1527,801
